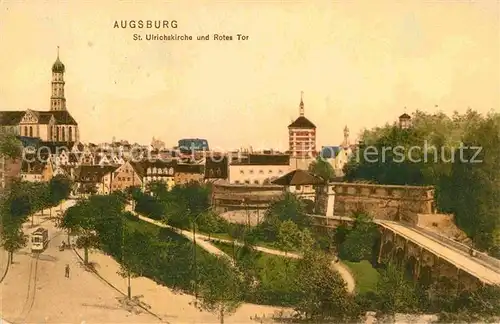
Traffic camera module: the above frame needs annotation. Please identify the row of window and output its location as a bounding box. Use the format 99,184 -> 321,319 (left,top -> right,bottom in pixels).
289,131 -> 315,135
21,125 -> 74,141
146,167 -> 174,175
115,176 -> 133,182
234,180 -> 263,184
239,169 -> 284,175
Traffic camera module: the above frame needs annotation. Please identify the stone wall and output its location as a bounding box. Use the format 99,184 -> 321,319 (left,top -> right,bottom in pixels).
331,182 -> 435,224
211,183 -> 284,213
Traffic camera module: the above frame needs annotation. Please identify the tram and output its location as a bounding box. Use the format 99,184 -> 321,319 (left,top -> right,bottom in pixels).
31,227 -> 49,252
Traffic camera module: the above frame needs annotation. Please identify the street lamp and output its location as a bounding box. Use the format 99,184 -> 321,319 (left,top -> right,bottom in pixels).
190,205 -> 212,305
242,198 -> 250,229
121,217 -> 131,299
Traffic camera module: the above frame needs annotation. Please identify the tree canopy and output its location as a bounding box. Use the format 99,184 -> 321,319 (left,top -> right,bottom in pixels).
344,109 -> 500,255
308,157 -> 335,182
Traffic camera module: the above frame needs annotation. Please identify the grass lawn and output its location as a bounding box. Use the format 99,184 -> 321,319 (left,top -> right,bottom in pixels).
343,260 -> 380,294
123,214 -> 208,257
211,240 -> 295,272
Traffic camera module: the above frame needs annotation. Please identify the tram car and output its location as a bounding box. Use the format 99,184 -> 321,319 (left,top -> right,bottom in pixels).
31,227 -> 49,252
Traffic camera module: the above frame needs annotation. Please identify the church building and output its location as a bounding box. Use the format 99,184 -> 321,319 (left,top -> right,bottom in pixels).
0,48 -> 79,142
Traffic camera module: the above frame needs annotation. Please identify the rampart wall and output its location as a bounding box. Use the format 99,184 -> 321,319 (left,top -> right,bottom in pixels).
211,183 -> 284,213
331,182 -> 435,224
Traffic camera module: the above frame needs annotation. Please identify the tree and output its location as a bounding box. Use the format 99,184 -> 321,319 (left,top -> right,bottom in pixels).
374,262 -> 422,315
293,250 -> 359,321
197,255 -> 244,324
146,180 -> 169,200
197,211 -> 225,239
277,220 -> 301,254
117,226 -> 152,299
299,228 -> 316,253
58,200 -> 99,264
227,224 -> 245,260
450,114 -> 500,255
0,131 -> 22,159
0,219 -> 27,263
49,174 -> 72,204
260,193 -> 309,242
308,157 -> 335,182
339,213 -> 379,262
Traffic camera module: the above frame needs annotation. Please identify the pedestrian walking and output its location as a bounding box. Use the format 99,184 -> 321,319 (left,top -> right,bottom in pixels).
65,264 -> 70,278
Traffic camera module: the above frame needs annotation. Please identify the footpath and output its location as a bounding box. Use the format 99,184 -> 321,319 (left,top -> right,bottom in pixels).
127,207 -> 356,293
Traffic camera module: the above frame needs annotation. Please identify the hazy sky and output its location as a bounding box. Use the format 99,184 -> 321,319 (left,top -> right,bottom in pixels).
1,1 -> 498,150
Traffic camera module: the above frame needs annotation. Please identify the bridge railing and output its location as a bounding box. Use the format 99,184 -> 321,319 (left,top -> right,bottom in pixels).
307,214 -> 500,274
396,222 -> 500,273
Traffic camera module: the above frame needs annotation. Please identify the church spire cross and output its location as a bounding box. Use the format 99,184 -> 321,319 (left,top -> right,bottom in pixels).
57,46 -> 60,58
299,91 -> 304,117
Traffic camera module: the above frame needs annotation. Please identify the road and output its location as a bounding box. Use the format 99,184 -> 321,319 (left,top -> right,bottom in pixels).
0,201 -> 159,324
381,221 -> 500,285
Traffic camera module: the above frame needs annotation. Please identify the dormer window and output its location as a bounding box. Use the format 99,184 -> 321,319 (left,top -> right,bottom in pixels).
240,170 -> 244,174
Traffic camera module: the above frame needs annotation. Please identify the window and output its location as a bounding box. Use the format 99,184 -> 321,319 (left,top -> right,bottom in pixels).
234,180 -> 240,184
24,126 -> 28,136
244,180 -> 250,184
295,185 -> 301,190
259,170 -> 264,174
268,170 -> 272,173
254,180 -> 259,184
29,126 -> 33,137
240,170 -> 244,174
278,170 -> 283,174
69,127 -> 73,141
249,170 -> 254,174
62,128 -> 66,141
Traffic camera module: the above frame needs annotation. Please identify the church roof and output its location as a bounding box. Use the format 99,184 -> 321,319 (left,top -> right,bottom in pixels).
399,113 -> 411,119
52,57 -> 65,73
0,110 -> 77,126
39,111 -> 78,125
288,116 -> 316,129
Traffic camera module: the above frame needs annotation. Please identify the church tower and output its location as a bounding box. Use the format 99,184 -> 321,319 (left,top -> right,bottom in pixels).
51,47 -> 66,111
342,125 -> 350,147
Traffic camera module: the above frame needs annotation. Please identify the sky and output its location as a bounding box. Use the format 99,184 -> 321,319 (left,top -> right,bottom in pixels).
0,1 -> 498,150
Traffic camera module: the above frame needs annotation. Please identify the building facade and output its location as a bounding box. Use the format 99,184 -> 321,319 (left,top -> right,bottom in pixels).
228,154 -> 291,185
110,161 -> 143,192
288,92 -> 316,159
174,164 -> 204,185
141,160 -> 176,190
0,48 -> 79,142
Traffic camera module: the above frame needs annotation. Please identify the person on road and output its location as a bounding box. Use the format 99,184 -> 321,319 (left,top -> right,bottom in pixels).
65,264 -> 70,278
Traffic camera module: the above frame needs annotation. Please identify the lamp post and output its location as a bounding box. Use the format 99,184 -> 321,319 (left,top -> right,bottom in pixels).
121,216 -> 131,299
242,198 -> 250,229
190,206 -> 211,306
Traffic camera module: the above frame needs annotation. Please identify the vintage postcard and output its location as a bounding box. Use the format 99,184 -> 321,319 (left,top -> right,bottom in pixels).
0,1 -> 499,323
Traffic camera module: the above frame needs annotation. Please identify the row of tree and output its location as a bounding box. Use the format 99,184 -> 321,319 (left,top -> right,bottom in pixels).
343,109 -> 500,256
126,183 -> 363,321
100,177 -> 500,323
0,133 -> 72,261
